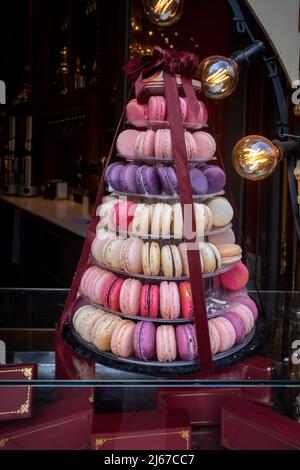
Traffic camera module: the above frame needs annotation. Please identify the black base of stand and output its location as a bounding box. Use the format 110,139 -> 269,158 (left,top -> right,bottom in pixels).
63,317 -> 270,377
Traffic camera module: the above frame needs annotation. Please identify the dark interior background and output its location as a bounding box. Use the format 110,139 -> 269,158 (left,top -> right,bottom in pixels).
0,0 -> 298,291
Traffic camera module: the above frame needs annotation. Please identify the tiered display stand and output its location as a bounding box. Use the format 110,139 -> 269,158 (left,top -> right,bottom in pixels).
57,47 -> 268,378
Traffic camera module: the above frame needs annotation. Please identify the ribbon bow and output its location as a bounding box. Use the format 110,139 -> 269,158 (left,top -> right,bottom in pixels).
152,46 -> 199,76
123,46 -> 199,101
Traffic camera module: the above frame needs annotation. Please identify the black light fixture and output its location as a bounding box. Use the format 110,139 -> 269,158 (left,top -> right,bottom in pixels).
198,41 -> 265,100
223,0 -> 300,242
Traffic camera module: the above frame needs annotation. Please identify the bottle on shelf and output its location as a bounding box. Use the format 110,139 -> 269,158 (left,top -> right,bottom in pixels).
89,59 -> 97,86
57,46 -> 70,95
3,116 -> 18,195
74,57 -> 86,90
17,116 -> 41,197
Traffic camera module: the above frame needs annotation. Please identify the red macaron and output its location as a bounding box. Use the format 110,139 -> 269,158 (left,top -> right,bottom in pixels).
140,285 -> 159,319
110,200 -> 135,232
103,277 -> 124,311
179,281 -> 194,319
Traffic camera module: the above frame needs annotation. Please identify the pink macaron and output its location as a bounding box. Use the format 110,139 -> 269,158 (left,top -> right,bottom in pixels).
240,296 -> 258,320
148,96 -> 166,122
184,131 -> 197,158
223,311 -> 246,344
116,129 -> 139,156
154,129 -> 172,158
140,284 -> 159,319
208,228 -> 236,246
110,200 -> 136,232
176,324 -> 198,361
156,325 -> 177,362
91,233 -> 113,263
126,99 -> 148,127
89,270 -> 116,305
192,131 -> 216,157
231,304 -> 254,335
166,97 -> 187,122
210,317 -> 236,352
103,277 -> 124,312
119,278 -> 143,316
80,266 -> 100,294
120,237 -> 144,274
159,281 -> 180,319
80,266 -> 114,305
111,319 -> 136,358
179,281 -> 193,319
134,130 -> 155,157
220,261 -> 249,291
184,99 -> 208,128
134,321 -> 156,361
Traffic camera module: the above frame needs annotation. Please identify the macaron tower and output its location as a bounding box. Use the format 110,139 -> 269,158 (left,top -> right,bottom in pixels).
67,55 -> 261,375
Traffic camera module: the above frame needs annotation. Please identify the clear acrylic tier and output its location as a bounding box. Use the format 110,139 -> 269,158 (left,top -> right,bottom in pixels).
116,153 -> 216,164
99,224 -> 233,240
125,119 -> 209,130
106,187 -> 225,200
90,256 -> 240,282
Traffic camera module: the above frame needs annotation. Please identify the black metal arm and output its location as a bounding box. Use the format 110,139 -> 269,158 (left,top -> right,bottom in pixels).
226,0 -> 300,243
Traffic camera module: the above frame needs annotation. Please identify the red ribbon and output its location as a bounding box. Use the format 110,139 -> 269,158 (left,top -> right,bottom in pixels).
126,47 -> 212,371
163,72 -> 213,373
124,46 -> 199,83
124,46 -> 200,113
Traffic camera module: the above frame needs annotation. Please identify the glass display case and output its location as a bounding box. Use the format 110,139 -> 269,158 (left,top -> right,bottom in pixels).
1,288 -> 300,450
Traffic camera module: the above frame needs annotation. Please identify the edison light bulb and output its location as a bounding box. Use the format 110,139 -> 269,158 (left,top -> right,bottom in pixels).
232,135 -> 281,181
294,104 -> 300,117
198,56 -> 239,100
143,0 -> 184,27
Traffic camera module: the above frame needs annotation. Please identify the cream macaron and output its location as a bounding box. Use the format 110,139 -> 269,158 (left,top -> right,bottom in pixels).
178,242 -> 203,276
131,203 -> 152,235
199,242 -> 222,273
142,241 -> 161,276
91,232 -> 114,263
217,244 -> 242,265
73,305 -> 98,332
161,244 -> 183,277
194,203 -> 213,234
172,203 -> 183,238
92,314 -> 121,351
206,197 -> 234,227
102,237 -> 125,270
96,197 -> 117,230
80,310 -> 106,342
172,203 -> 212,238
151,203 -> 172,237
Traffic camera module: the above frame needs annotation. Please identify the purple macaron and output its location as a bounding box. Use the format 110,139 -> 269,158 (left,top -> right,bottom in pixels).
136,165 -> 161,195
157,166 -> 178,195
189,168 -> 208,195
105,162 -> 125,191
134,321 -> 156,361
223,312 -> 245,344
176,324 -> 198,361
202,165 -> 226,193
119,164 -> 139,193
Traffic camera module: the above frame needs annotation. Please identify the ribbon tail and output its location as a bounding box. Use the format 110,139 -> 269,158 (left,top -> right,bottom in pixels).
182,75 -> 201,123
163,71 -> 213,373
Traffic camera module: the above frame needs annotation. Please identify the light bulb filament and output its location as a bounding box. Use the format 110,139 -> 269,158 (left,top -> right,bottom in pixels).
242,148 -> 269,172
154,0 -> 174,14
206,68 -> 230,87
